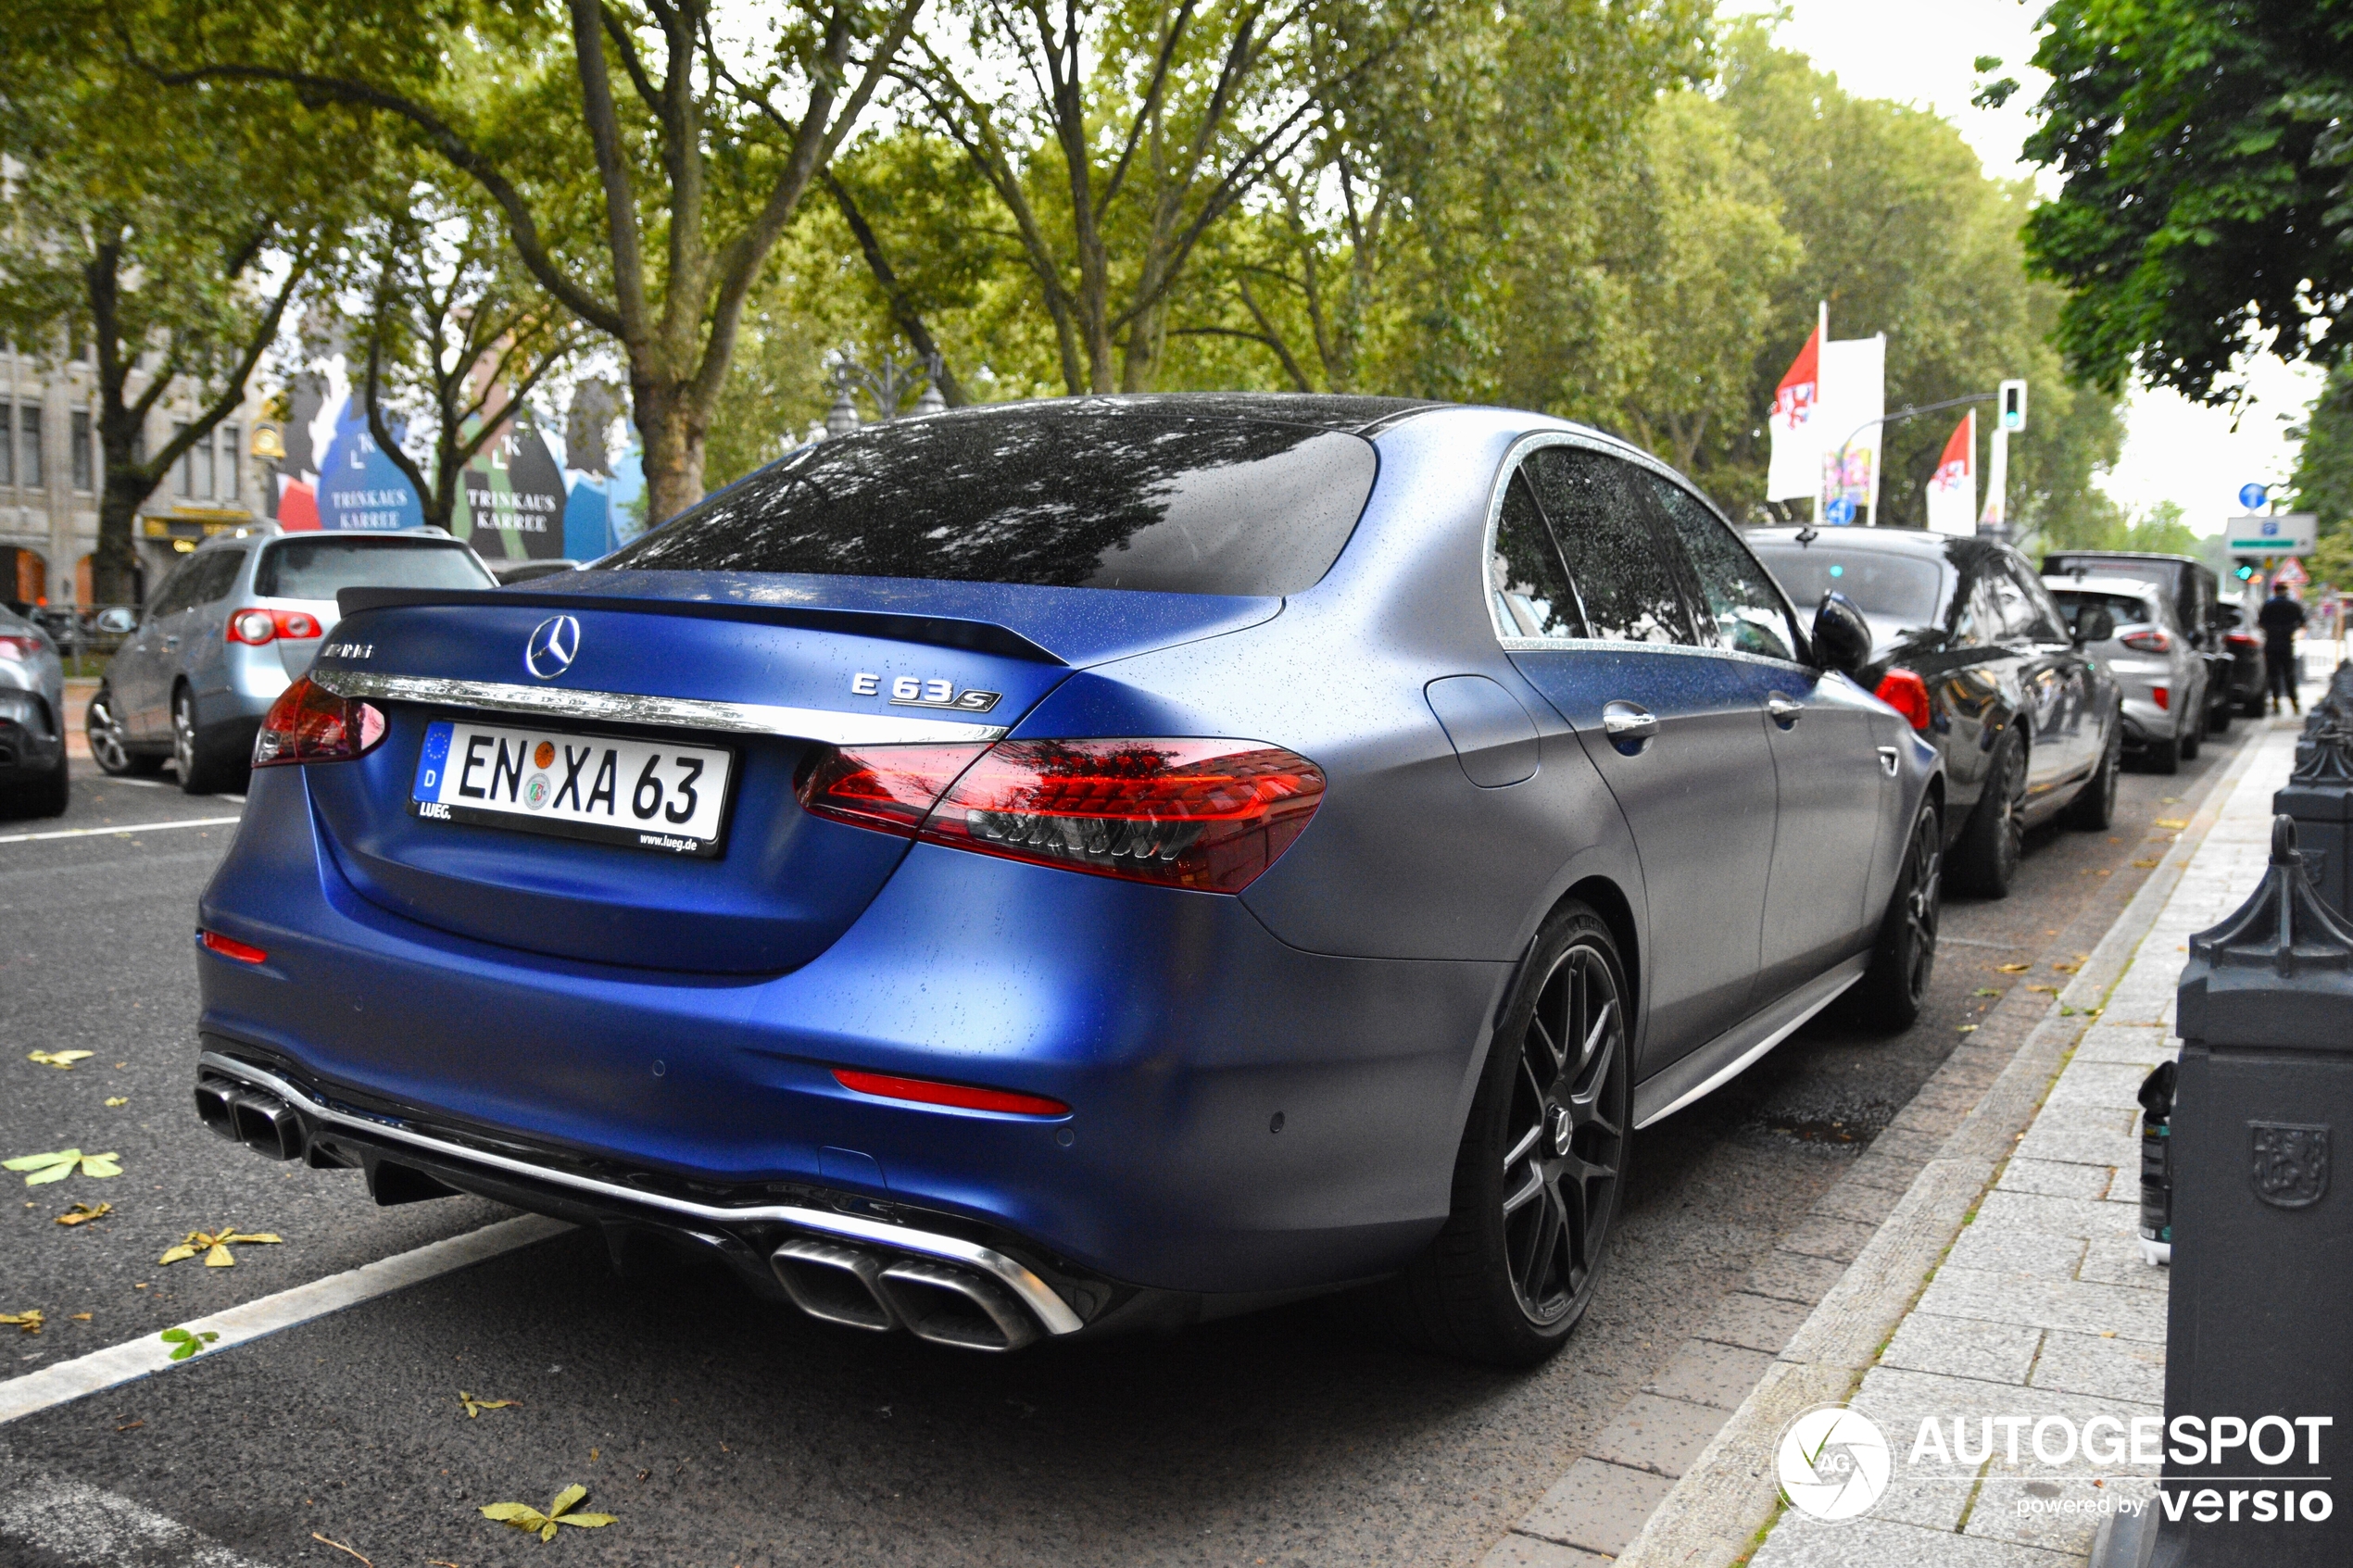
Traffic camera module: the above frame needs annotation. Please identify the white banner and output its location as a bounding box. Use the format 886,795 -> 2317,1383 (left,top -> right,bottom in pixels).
1817,334 -> 1886,523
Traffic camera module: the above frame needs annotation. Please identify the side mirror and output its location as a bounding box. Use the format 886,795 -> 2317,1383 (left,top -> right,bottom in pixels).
2074,608 -> 2115,645
1811,592 -> 1872,676
94,607 -> 136,634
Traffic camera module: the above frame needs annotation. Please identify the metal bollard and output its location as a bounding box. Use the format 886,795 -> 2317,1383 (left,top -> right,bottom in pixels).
2275,727 -> 2353,918
2149,816 -> 2353,1564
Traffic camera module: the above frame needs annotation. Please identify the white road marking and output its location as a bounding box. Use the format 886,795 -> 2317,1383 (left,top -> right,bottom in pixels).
220,794 -> 245,802
98,775 -> 170,789
0,815 -> 242,845
0,1475 -> 276,1567
0,1214 -> 569,1427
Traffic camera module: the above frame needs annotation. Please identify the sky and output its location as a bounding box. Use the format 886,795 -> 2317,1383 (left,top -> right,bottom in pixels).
1732,0 -> 2325,535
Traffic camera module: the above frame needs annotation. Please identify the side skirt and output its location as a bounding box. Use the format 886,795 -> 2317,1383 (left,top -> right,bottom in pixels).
1629,953 -> 1869,1130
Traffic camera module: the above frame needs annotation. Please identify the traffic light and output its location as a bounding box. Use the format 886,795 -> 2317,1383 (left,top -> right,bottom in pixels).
1999,380 -> 2028,433
2234,561 -> 2259,582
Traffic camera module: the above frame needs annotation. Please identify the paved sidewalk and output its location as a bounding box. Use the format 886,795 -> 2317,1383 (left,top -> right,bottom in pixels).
1738,719 -> 2300,1566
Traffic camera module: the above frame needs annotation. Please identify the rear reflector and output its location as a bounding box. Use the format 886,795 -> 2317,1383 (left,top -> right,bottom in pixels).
1873,668 -> 1934,731
199,929 -> 268,964
832,1068 -> 1069,1117
2152,686 -> 2171,710
252,676 -> 387,768
799,738 -> 1327,893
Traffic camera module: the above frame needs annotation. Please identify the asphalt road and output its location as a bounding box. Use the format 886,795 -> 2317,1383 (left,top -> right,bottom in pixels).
0,725 -> 2253,1568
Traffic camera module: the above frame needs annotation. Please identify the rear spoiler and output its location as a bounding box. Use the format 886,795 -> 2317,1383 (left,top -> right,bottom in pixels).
336,586 -> 1067,665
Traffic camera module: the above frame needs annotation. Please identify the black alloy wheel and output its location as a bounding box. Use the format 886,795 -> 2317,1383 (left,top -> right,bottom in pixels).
2065,723 -> 2120,832
1370,902 -> 1629,1365
1848,807 -> 1941,1031
1955,730 -> 2027,897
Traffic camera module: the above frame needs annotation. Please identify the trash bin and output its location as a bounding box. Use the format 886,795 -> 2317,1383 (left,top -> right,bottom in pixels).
2276,727 -> 2353,919
2153,816 -> 2353,1565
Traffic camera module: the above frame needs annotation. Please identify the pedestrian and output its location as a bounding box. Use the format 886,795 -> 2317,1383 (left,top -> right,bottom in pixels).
2259,581 -> 2308,715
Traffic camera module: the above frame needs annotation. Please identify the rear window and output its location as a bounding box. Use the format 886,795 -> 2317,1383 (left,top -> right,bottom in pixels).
1748,543 -> 1946,626
2051,589 -> 2156,634
256,537 -> 495,599
598,411 -> 1379,596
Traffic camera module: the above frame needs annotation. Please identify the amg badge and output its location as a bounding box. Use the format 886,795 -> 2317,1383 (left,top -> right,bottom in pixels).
850,672 -> 1002,713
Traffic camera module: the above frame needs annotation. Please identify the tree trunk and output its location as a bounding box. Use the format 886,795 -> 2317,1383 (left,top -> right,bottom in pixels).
633,374 -> 706,528
92,471 -> 146,608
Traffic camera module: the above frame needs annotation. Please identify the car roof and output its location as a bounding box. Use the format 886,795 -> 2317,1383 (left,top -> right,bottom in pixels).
905,391 -> 1445,437
1743,525 -> 1994,565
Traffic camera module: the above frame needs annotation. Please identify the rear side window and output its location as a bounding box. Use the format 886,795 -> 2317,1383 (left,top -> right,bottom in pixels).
1521,447 -> 1691,645
1490,470 -> 1582,638
256,537 -> 495,599
600,411 -> 1379,596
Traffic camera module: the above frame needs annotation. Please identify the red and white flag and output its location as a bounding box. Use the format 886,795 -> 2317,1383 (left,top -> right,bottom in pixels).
1766,310 -> 1824,502
1925,410 -> 1976,536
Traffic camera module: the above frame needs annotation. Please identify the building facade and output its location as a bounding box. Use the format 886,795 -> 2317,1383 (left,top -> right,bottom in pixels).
0,343 -> 269,611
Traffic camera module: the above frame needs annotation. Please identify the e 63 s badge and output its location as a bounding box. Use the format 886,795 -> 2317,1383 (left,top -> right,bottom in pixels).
851,671 -> 1003,713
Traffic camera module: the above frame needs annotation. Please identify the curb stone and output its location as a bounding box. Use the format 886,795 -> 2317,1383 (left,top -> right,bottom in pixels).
1483,724 -> 2269,1568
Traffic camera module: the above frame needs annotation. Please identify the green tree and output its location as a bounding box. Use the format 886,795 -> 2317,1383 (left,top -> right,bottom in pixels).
2290,359 -> 2353,588
0,34 -> 354,602
2020,0 -> 2353,405
135,0 -> 926,523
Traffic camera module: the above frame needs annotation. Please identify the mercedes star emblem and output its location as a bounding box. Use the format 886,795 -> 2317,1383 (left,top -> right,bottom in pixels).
523,614 -> 583,680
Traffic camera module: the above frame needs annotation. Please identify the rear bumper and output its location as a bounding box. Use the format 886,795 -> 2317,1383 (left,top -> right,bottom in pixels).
196,765 -> 1508,1300
0,689 -> 62,777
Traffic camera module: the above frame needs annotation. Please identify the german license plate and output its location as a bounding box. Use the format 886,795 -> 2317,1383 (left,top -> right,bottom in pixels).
410,719 -> 733,857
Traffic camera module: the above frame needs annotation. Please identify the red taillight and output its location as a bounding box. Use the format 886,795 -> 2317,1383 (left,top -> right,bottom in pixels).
798,738 -> 1327,893
226,608 -> 324,645
2119,628 -> 2172,653
2227,632 -> 2259,649
2152,686 -> 2170,710
199,929 -> 268,964
1873,668 -> 1934,732
252,676 -> 386,768
0,633 -> 40,660
832,1067 -> 1069,1117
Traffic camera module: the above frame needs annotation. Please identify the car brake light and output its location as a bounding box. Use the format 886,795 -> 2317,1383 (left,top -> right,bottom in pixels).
199,929 -> 268,964
0,634 -> 39,661
2152,686 -> 2170,710
832,1067 -> 1069,1117
1873,668 -> 1934,731
227,608 -> 324,645
252,675 -> 386,768
799,738 -> 1327,893
2119,628 -> 2172,653
2227,632 -> 2259,649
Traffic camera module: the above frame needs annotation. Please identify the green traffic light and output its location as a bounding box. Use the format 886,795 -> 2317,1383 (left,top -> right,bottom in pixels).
2234,563 -> 2257,581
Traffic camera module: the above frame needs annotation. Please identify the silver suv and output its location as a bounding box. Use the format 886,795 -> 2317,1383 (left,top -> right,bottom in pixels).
2046,573 -> 2207,774
87,527 -> 496,794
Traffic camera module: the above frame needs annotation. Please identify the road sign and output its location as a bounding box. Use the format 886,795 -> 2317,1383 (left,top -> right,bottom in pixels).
2276,558 -> 2309,588
2239,483 -> 2270,510
1998,380 -> 2028,433
2225,513 -> 2318,557
1824,495 -> 1856,525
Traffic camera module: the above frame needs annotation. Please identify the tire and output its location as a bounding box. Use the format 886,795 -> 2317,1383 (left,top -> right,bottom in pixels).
86,686 -> 161,777
1369,901 -> 1630,1365
2207,694 -> 2232,736
1953,729 -> 2027,897
2065,723 -> 2120,831
1846,806 -> 1941,1033
171,685 -> 245,796
3,748 -> 69,819
2144,733 -> 2180,775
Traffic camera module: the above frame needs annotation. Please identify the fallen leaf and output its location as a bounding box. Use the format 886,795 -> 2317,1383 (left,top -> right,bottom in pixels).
159,1326 -> 219,1361
3,1149 -> 123,1186
104,1098 -> 127,1108
157,1225 -> 282,1268
2027,985 -> 2059,995
1996,963 -> 2031,973
2131,859 -> 2160,869
1957,1024 -> 1978,1034
2053,961 -> 2082,973
459,1390 -> 519,1418
1972,987 -> 1999,997
69,1312 -> 91,1321
55,1202 -> 112,1227
115,1420 -> 143,1433
27,1051 -> 94,1070
2154,819 -> 2188,830
482,1485 -> 616,1543
0,1310 -> 44,1336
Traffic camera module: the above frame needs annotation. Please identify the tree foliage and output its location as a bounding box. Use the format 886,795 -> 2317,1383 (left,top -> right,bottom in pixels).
2020,0 -> 2353,404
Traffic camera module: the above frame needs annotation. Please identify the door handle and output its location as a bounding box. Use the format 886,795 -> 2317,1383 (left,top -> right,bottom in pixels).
1766,692 -> 1805,725
1602,701 -> 1659,749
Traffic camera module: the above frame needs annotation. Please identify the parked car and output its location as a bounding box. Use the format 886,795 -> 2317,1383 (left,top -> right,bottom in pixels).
2045,575 -> 2205,773
2042,551 -> 2232,737
88,526 -> 497,795
2212,602 -> 2267,717
1748,527 -> 2121,897
0,603 -> 68,816
191,395 -> 1942,1366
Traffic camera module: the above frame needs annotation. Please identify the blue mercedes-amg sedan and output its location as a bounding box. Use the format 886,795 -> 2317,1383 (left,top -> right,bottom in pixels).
192,395 -> 1941,1365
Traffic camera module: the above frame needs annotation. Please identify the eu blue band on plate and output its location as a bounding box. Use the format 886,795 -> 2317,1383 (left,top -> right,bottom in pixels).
414,721 -> 453,803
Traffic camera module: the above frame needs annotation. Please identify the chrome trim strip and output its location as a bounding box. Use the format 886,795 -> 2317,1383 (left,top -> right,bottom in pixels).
196,1052 -> 1083,1335
310,671 -> 1009,746
1629,954 -> 1870,1130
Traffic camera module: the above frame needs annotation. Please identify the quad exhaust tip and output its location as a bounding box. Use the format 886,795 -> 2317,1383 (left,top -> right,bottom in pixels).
770,1237 -> 1042,1351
